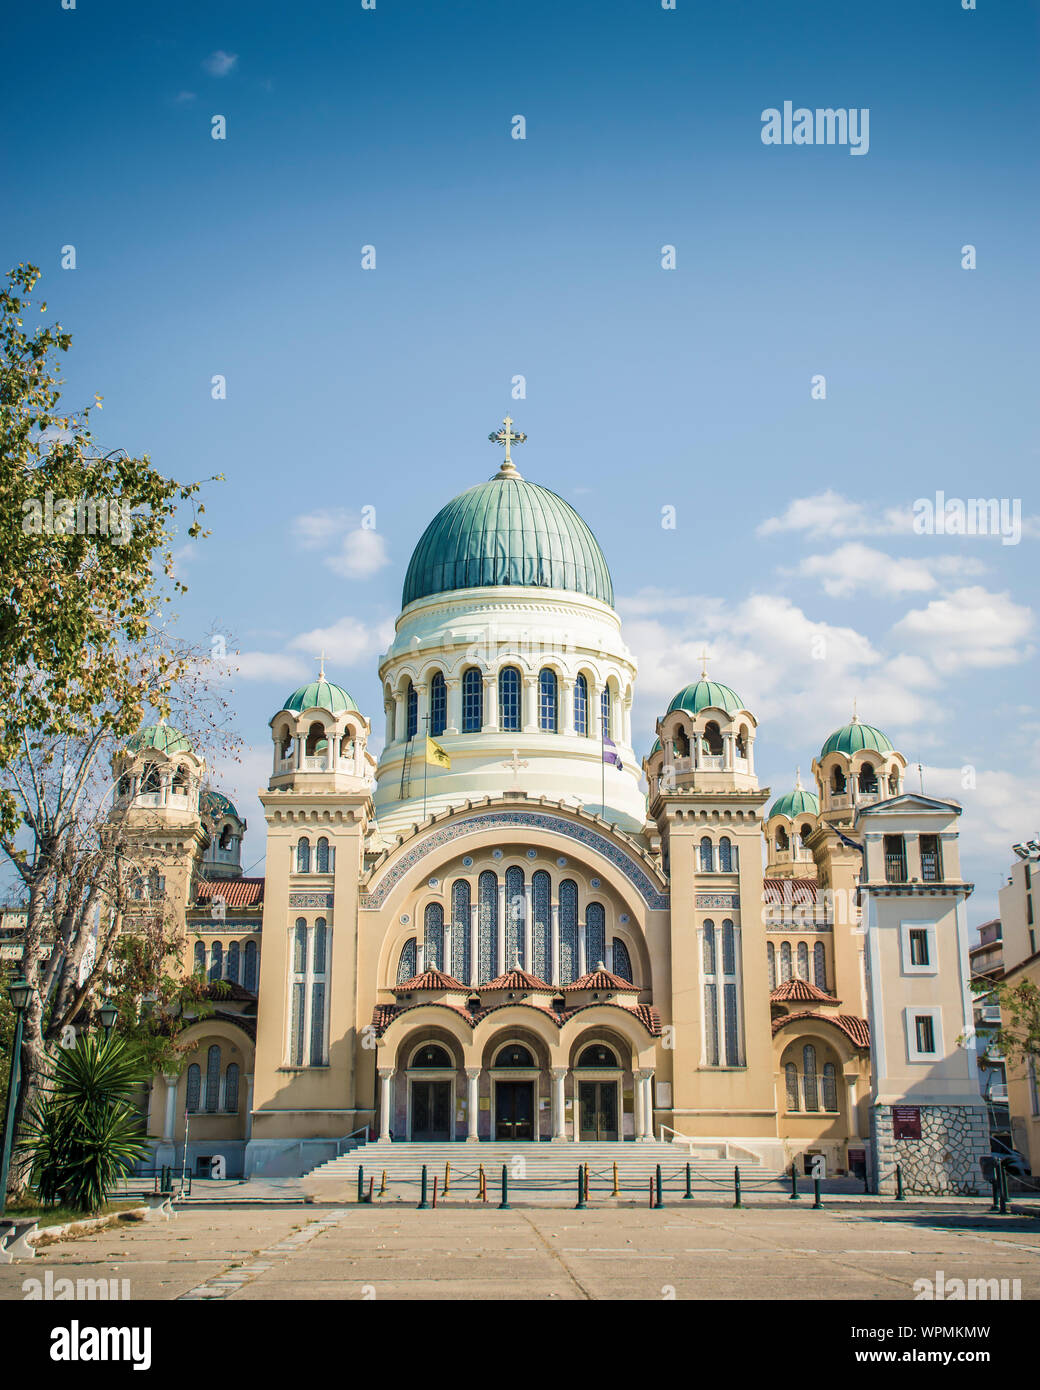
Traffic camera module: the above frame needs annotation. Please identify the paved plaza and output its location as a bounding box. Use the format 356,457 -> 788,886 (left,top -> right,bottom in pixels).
2,1200 -> 1039,1301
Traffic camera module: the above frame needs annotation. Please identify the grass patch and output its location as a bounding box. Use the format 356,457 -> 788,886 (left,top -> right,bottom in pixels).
3,1196 -> 144,1228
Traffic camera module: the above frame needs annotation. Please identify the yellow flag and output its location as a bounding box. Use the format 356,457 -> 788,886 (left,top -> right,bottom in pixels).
425,736 -> 451,769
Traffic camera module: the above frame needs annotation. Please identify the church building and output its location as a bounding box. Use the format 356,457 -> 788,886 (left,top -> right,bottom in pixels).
125,423 -> 988,1194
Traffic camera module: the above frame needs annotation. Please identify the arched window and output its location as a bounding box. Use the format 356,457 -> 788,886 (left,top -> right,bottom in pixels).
218,825 -> 232,851
172,767 -> 189,796
205,1044 -> 221,1113
278,730 -> 294,763
831,766 -> 846,794
305,722 -> 327,758
296,838 -> 311,874
577,1044 -> 618,1068
813,942 -> 827,991
703,721 -> 723,755
796,941 -> 809,980
674,728 -> 689,759
316,837 -> 330,874
699,836 -> 714,872
612,938 -> 633,982
224,1062 -> 240,1113
803,1044 -> 819,1111
735,728 -> 748,759
451,879 -> 471,983
559,879 -> 578,984
413,1043 -> 452,1068
423,902 -> 444,973
310,919 -> 327,1065
532,870 -> 551,983
798,823 -> 813,850
574,674 -> 589,736
601,686 -> 612,740
775,826 -> 789,852
193,941 -> 205,975
406,682 -> 418,739
499,666 -> 521,732
822,1062 -> 838,1112
462,668 -> 483,732
505,865 -> 525,968
148,867 -> 164,897
702,920 -> 718,1066
780,941 -> 792,981
209,941 -> 223,982
538,668 -> 557,732
495,1043 -> 534,1068
702,920 -> 716,974
767,941 -> 776,990
722,920 -> 736,975
293,919 -> 307,973
858,762 -> 878,793
243,940 -> 258,992
185,1064 -> 201,1114
290,920 -> 307,1064
430,672 -> 446,737
142,764 -> 161,793
478,870 -> 498,982
226,940 -> 240,984
586,902 -> 606,968
719,836 -> 733,872
396,936 -> 417,983
785,1062 -> 799,1112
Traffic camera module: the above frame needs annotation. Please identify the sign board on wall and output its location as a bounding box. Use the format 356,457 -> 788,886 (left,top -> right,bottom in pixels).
893,1105 -> 922,1140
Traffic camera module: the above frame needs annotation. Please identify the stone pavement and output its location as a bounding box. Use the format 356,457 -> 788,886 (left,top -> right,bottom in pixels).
2,1201 -> 1039,1300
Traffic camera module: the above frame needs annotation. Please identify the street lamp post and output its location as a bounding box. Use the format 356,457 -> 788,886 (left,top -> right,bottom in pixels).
1,978 -> 35,1219
98,1002 -> 118,1043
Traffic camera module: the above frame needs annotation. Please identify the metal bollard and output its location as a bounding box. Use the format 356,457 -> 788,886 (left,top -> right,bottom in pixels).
733,1165 -> 743,1209
418,1164 -> 429,1210
989,1170 -> 1000,1212
684,1162 -> 693,1201
444,1161 -> 451,1195
812,1177 -> 823,1209
612,1161 -> 620,1198
789,1167 -> 800,1200
654,1164 -> 664,1209
999,1161 -> 1009,1216
895,1164 -> 905,1202
379,1169 -> 387,1197
432,1176 -> 438,1209
479,1163 -> 486,1203
499,1163 -> 510,1210
648,1176 -> 654,1209
575,1165 -> 586,1210
357,1165 -> 365,1204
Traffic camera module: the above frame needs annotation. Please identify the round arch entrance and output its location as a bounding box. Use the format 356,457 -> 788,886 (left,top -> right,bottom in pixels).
574,1042 -> 622,1142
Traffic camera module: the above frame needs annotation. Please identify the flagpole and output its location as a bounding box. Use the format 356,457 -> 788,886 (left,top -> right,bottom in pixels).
601,707 -> 605,816
423,714 -> 429,821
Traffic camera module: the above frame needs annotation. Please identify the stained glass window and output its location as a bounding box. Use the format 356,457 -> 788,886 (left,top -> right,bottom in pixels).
724,982 -> 739,1065
316,837 -> 330,873
499,667 -> 520,732
406,682 -> 417,739
703,984 -> 719,1065
193,941 -> 205,974
430,672 -> 446,737
813,942 -> 827,991
538,669 -> 557,732
310,982 -> 326,1065
559,879 -> 578,983
612,938 -> 633,982
719,836 -> 733,872
209,941 -> 222,982
290,982 -> 305,1065
780,941 -> 792,982
423,902 -> 444,972
574,674 -> 588,736
797,941 -> 809,980
243,940 -> 257,992
397,937 -> 416,982
294,920 -> 307,973
505,865 -> 524,968
532,870 -> 551,982
803,1044 -> 819,1111
785,1062 -> 799,1111
478,870 -> 498,981
699,837 -> 714,872
452,879 -> 471,983
702,920 -> 716,974
185,1064 -> 201,1113
767,941 -> 776,990
462,668 -> 483,731
722,920 -> 736,975
226,940 -> 240,984
205,1044 -> 221,1112
296,838 -> 311,873
601,686 -> 612,739
822,1062 -> 837,1112
224,1062 -> 240,1113
313,918 -> 327,973
586,902 -> 606,968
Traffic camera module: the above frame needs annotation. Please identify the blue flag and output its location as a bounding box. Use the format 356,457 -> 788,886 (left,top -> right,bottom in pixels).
602,736 -> 622,770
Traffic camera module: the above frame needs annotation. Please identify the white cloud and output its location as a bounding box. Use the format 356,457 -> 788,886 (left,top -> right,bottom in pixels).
292,508 -> 390,580
289,615 -> 394,670
225,651 -> 310,683
757,491 -> 913,540
890,586 -> 1034,673
791,543 -> 984,599
203,50 -> 238,77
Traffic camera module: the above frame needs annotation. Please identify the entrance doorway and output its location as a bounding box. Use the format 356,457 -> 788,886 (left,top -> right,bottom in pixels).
495,1082 -> 535,1140
411,1081 -> 451,1140
579,1081 -> 619,1141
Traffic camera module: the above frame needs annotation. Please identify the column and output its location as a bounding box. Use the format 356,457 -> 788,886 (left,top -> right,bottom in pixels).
496,882 -> 506,974
378,1068 -> 395,1141
469,904 -> 478,987
550,904 -> 561,987
633,1070 -> 645,1142
641,1070 -> 655,1140
416,940 -> 425,974
394,690 -> 406,744
578,921 -> 587,978
522,675 -> 539,733
482,675 -> 498,733
465,1068 -> 481,1142
524,884 -> 533,969
551,1068 -> 568,1142
384,697 -> 394,746
163,1074 -> 178,1142
622,700 -> 632,747
416,684 -> 429,739
561,678 -> 575,736
244,1073 -> 254,1141
443,920 -> 452,977
590,683 -> 602,740
723,731 -> 734,771
446,677 -> 461,734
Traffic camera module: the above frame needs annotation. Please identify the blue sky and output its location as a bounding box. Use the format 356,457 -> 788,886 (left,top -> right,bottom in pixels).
5,0 -> 1039,924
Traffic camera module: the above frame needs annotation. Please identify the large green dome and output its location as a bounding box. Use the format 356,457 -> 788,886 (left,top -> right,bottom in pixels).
282,677 -> 357,715
127,722 -> 192,756
402,470 -> 614,608
820,717 -> 892,758
768,786 -> 820,820
666,679 -> 744,717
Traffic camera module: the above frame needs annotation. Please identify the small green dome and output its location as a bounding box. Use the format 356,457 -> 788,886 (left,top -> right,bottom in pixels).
282,677 -> 357,715
768,786 -> 820,820
127,722 -> 192,756
402,470 -> 614,608
200,787 -> 239,822
820,717 -> 892,758
649,737 -> 662,757
666,679 -> 744,717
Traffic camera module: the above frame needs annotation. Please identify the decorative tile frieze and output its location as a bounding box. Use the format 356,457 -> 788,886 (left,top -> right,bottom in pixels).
288,892 -> 334,909
695,893 -> 740,910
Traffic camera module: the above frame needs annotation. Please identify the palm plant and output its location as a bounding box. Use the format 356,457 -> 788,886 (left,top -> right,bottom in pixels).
19,1033 -> 152,1213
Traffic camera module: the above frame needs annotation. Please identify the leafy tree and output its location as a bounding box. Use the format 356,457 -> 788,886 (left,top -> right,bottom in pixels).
975,976 -> 1040,1077
18,1033 -> 152,1214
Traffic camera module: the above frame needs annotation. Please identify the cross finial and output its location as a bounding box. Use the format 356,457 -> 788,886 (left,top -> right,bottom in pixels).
489,415 -> 527,478
697,647 -> 712,680
794,766 -> 803,790
316,649 -> 327,681
502,748 -> 529,777
851,696 -> 859,723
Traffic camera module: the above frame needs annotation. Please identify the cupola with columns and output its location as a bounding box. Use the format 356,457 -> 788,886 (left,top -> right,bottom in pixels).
764,771 -> 820,879
643,655 -> 759,800
810,709 -> 906,824
268,656 -> 376,794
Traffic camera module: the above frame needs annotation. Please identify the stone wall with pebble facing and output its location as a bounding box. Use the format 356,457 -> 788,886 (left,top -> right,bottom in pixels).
871,1103 -> 989,1195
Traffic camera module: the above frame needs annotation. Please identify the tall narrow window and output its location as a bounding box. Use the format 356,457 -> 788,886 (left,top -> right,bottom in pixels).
767,941 -> 776,990
796,941 -> 809,980
780,941 -> 792,982
478,870 -> 498,982
721,920 -> 741,1065
559,879 -> 578,984
185,1064 -> 201,1114
505,865 -> 525,968
310,919 -> 328,1065
702,920 -> 719,1066
462,668 -> 483,732
914,1014 -> 936,1053
586,902 -> 606,968
226,940 -> 240,984
290,919 -> 307,1065
813,941 -> 827,991
296,838 -> 311,874
316,837 -> 330,873
209,941 -> 223,982
224,1062 -> 240,1113
822,1062 -> 837,1112
785,1062 -> 800,1112
397,936 -> 417,983
803,1044 -> 818,1111
532,870 -> 551,982
574,674 -> 588,736
499,667 -> 521,732
423,902 -> 444,973
406,681 -> 418,739
601,686 -> 612,739
430,672 -> 446,737
243,939 -> 258,992
205,1044 -> 221,1113
699,837 -> 714,872
451,879 -> 471,983
193,941 -> 205,974
884,834 -> 907,883
919,835 -> 942,882
612,937 -> 633,982
719,837 -> 733,872
538,668 -> 557,732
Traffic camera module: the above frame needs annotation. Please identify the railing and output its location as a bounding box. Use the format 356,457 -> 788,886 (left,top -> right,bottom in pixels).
335,1125 -> 371,1156
303,756 -> 329,772
884,854 -> 907,883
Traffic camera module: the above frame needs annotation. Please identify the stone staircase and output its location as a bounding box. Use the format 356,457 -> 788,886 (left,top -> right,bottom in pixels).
305,1139 -> 784,1199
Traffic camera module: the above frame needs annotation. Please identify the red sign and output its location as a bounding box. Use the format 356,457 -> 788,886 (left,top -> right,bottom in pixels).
893,1105 -> 922,1140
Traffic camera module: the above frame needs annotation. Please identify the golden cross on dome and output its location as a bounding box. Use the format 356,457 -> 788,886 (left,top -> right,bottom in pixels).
488,415 -> 527,474
697,647 -> 712,679
315,649 -> 327,680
